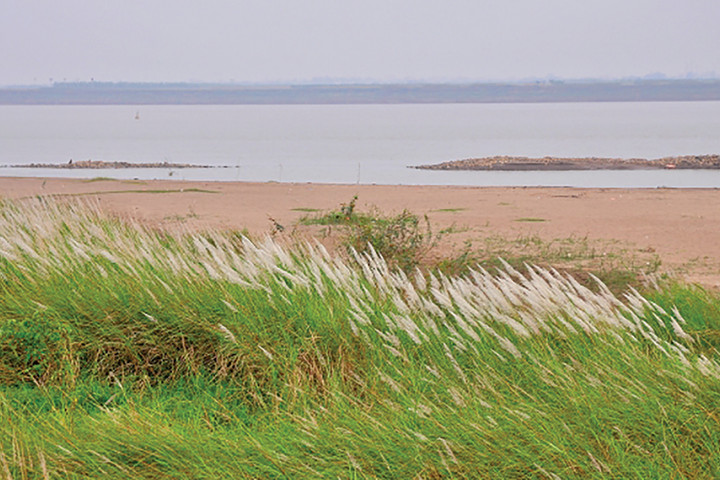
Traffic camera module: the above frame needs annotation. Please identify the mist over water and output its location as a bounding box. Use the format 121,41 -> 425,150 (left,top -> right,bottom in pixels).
2,102 -> 720,187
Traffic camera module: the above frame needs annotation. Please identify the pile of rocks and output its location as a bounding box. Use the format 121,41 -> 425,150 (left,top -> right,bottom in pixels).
413,154 -> 720,171
16,160 -> 214,169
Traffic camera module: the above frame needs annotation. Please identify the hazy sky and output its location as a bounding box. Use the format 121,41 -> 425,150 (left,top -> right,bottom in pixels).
3,0 -> 719,85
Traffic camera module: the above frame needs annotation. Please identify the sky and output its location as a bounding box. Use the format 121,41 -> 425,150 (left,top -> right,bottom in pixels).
2,0 -> 720,86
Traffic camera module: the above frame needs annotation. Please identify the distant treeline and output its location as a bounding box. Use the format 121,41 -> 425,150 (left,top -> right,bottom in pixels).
2,80 -> 720,104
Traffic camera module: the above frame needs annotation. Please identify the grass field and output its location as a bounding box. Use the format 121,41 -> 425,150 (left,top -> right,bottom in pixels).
0,198 -> 718,478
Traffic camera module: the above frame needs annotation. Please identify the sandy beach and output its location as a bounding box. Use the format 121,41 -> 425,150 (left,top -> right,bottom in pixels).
2,176 -> 719,287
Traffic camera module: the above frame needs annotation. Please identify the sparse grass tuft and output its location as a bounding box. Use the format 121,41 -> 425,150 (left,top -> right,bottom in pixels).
291,207 -> 321,212
82,176 -> 117,182
432,207 -> 466,213
34,188 -> 219,199
81,177 -> 147,185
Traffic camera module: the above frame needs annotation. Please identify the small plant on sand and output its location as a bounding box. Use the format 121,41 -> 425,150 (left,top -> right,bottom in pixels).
346,209 -> 438,272
301,196 -> 439,271
302,195 -> 359,225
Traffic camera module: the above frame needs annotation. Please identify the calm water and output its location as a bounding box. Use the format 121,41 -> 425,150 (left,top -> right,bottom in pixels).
2,102 -> 720,187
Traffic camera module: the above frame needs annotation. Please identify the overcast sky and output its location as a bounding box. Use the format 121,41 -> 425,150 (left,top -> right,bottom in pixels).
2,0 -> 719,85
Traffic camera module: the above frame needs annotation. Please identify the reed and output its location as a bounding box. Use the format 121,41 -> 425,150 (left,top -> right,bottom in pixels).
0,198 -> 718,478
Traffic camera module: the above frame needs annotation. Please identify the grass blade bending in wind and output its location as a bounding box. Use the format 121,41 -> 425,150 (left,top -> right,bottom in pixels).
0,198 -> 718,478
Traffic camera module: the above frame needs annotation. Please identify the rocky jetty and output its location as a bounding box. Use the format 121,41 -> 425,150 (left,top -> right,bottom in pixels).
14,160 -> 219,169
413,155 -> 720,171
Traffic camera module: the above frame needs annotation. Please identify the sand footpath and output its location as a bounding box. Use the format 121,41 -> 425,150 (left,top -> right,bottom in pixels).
2,176 -> 719,287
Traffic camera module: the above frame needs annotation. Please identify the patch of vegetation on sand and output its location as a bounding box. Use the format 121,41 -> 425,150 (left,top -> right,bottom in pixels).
0,198 -> 718,478
162,212 -> 199,223
457,234 -> 663,294
33,187 -> 220,199
291,207 -> 322,212
81,176 -> 118,182
299,198 -> 659,292
300,195 -> 440,272
431,207 -> 467,213
81,177 -> 147,185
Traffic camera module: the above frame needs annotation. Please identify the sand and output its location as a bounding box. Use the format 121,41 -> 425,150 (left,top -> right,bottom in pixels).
2,176 -> 719,287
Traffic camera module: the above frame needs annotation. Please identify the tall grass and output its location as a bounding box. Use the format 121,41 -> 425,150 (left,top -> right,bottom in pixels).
0,198 -> 718,478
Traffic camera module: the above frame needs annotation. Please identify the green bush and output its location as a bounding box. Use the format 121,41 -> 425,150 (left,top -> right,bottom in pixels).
302,196 -> 439,271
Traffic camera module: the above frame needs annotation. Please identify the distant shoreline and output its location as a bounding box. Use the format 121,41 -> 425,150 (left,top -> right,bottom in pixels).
11,160 -> 229,169
2,79 -> 720,105
413,155 -> 720,171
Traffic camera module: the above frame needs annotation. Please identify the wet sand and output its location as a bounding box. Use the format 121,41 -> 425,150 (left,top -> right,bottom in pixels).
2,176 -> 719,287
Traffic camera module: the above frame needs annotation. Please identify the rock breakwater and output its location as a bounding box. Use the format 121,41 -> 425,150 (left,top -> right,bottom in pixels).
13,160 -> 223,169
413,155 -> 720,171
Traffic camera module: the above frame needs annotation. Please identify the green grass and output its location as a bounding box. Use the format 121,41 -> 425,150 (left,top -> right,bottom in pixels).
163,212 -> 199,222
291,207 -> 322,212
515,217 -> 547,222
81,177 -> 147,184
81,176 -> 118,182
0,198 -> 718,478
31,188 -> 219,199
438,224 -> 469,234
431,207 -> 467,213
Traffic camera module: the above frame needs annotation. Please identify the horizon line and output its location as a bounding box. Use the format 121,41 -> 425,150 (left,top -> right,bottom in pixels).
2,75 -> 720,89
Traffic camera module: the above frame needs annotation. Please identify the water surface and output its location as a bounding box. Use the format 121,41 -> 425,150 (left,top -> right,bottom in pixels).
2,102 -> 720,187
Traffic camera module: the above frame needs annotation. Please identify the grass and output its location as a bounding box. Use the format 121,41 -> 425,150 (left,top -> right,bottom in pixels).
0,198 -> 718,478
300,198 -> 661,292
81,176 -> 118,182
82,177 -> 147,184
163,212 -> 199,223
29,188 -> 219,199
515,217 -> 547,222
291,207 -> 322,212
438,224 -> 469,235
460,234 -> 663,294
431,207 -> 466,213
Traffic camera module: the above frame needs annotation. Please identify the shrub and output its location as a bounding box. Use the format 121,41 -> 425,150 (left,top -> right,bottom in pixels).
301,196 -> 439,271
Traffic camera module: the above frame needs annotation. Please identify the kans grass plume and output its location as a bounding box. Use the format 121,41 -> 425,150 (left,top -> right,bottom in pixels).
0,198 -> 717,478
